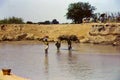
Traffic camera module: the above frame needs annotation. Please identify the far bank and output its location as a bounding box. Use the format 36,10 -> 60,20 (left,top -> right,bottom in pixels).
0,23 -> 120,46
0,24 -> 91,41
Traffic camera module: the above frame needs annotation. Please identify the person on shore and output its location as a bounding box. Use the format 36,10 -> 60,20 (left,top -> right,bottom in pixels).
55,40 -> 61,51
67,39 -> 72,50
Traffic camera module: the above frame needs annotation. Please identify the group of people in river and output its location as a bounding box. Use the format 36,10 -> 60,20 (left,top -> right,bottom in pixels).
43,36 -> 72,56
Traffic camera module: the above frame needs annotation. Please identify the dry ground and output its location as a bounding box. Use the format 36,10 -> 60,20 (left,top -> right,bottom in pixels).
0,23 -> 92,41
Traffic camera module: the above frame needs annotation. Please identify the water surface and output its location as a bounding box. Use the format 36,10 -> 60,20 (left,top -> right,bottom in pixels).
0,42 -> 120,80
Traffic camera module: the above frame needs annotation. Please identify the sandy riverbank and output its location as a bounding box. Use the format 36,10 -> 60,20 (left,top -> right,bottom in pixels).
0,23 -> 120,45
0,24 -> 92,41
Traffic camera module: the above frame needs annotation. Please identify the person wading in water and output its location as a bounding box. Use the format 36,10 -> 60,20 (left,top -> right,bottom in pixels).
43,36 -> 49,56
67,39 -> 72,50
55,40 -> 61,51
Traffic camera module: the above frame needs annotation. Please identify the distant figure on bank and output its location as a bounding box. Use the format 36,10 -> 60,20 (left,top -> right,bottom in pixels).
43,36 -> 49,56
55,40 -> 61,51
67,39 -> 72,50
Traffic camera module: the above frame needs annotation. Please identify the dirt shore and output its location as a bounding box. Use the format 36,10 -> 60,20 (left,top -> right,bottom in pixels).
0,23 -> 120,45
0,24 -> 91,41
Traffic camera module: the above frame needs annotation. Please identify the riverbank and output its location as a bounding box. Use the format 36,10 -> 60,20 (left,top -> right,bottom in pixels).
0,23 -> 120,45
0,23 -> 91,41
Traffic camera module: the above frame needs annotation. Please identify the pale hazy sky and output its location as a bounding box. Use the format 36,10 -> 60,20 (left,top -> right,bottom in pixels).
0,0 -> 120,23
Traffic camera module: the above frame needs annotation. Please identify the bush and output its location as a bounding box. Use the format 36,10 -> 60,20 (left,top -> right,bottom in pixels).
58,35 -> 79,42
58,35 -> 69,41
51,19 -> 59,24
38,20 -> 51,25
44,21 -> 51,24
26,21 -> 33,24
0,16 -> 24,24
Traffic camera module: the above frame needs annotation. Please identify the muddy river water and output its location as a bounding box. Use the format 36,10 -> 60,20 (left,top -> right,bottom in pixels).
0,42 -> 120,80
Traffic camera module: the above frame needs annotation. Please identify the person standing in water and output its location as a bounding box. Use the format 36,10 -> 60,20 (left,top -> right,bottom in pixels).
43,36 -> 49,56
67,39 -> 72,50
44,41 -> 49,56
55,40 -> 61,51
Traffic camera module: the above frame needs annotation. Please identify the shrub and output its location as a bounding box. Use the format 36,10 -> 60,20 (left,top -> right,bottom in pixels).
0,16 -> 24,24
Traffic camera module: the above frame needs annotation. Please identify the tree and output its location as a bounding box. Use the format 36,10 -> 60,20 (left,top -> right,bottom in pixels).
44,20 -> 51,24
51,19 -> 59,24
66,2 -> 95,23
26,21 -> 33,24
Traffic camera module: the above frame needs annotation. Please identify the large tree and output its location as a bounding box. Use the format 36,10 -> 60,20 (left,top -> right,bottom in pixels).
66,2 -> 95,23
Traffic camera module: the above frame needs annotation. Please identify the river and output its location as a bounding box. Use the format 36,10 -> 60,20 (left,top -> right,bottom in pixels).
0,42 -> 120,80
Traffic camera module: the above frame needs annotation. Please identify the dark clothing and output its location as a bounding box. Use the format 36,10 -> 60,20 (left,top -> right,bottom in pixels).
67,40 -> 71,45
67,40 -> 72,50
68,44 -> 72,50
55,41 -> 61,50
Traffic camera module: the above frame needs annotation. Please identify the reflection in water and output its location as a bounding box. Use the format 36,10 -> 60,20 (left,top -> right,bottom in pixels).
56,50 -> 61,56
44,56 -> 49,80
68,50 -> 72,58
115,46 -> 120,53
44,56 -> 49,73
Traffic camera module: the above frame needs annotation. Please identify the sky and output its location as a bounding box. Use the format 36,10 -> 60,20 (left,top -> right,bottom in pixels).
0,0 -> 120,23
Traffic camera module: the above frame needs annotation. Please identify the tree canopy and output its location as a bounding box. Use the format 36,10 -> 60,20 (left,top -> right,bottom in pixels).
51,19 -> 59,24
66,2 -> 96,23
